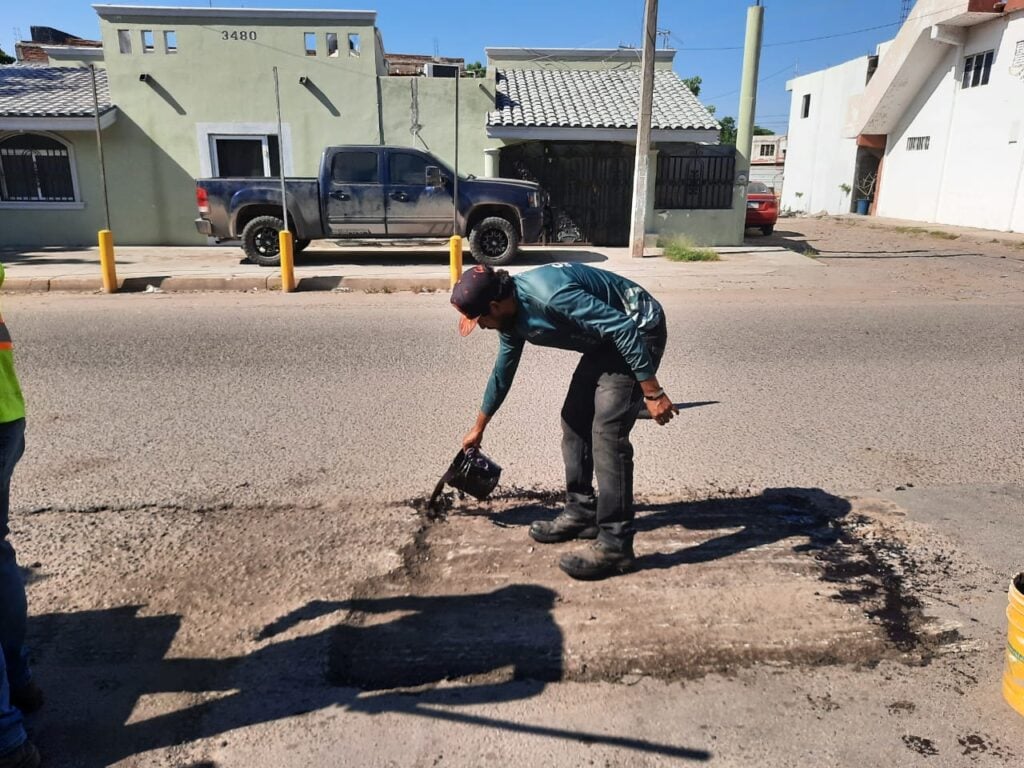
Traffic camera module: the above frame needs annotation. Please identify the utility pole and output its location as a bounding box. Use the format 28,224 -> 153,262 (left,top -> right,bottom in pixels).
628,0 -> 658,259
735,1 -> 764,209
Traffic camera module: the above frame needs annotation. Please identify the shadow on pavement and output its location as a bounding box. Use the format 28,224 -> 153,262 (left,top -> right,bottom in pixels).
294,247 -> 608,268
483,487 -> 851,573
27,586 -> 710,765
752,228 -> 978,258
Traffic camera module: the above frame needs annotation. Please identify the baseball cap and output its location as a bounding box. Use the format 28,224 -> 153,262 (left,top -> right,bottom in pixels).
451,265 -> 504,336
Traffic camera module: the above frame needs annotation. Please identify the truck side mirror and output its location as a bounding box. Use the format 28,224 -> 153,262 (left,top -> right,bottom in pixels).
425,166 -> 444,188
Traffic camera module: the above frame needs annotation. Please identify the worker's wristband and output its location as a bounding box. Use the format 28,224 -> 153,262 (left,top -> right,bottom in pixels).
643,388 -> 665,401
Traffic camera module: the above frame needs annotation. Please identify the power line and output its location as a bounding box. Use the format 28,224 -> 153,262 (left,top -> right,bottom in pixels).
672,21 -> 897,52
670,1 -> 971,53
702,60 -> 795,103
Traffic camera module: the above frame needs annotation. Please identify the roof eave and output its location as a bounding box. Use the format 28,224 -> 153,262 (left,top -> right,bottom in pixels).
0,107 -> 118,131
486,125 -> 719,143
92,4 -> 377,23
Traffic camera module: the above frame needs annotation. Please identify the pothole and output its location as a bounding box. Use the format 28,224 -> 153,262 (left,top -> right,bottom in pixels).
328,488 -> 962,690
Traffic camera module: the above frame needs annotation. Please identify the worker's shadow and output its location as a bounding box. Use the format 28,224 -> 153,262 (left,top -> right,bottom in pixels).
25,586 -> 710,765
26,586 -> 555,765
483,487 -> 852,571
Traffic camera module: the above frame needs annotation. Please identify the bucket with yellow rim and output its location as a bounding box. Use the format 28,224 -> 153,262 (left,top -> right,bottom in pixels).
1003,573 -> 1024,717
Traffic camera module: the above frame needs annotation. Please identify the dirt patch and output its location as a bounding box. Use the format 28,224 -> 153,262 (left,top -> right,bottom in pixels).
327,488 -> 967,689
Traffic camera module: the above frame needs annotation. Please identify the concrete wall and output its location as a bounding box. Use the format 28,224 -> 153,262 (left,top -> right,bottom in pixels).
90,9 -> 385,244
781,57 -> 868,215
649,197 -> 746,246
378,75 -> 497,177
878,13 -> 1024,231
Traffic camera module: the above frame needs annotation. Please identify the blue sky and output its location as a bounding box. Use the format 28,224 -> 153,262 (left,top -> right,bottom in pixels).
2,0 -> 907,132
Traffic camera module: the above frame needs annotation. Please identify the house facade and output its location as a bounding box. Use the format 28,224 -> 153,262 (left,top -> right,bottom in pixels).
750,134 -> 786,193
1,4 -> 745,249
783,0 -> 1024,232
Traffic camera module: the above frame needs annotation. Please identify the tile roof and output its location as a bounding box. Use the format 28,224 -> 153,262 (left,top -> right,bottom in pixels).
488,68 -> 719,131
0,66 -> 112,118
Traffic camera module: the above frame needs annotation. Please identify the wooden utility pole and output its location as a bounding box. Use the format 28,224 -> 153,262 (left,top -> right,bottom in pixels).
628,0 -> 658,259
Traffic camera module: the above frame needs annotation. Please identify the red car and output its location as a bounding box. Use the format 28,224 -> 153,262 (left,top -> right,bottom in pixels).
746,181 -> 778,235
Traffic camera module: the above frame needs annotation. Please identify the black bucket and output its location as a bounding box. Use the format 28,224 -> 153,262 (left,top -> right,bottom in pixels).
445,447 -> 502,500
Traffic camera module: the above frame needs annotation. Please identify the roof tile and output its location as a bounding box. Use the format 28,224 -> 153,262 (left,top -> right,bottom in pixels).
488,68 -> 719,131
0,65 -> 111,118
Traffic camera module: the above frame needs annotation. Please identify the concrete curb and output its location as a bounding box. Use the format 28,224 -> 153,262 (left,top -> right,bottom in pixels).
3,274 -> 452,295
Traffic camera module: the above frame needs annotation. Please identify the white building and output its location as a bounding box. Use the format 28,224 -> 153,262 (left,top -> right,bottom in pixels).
750,134 -> 787,193
782,0 -> 1024,233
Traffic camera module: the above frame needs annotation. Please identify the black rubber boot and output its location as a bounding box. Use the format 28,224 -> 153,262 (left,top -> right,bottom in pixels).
529,512 -> 599,544
0,742 -> 40,768
558,537 -> 635,580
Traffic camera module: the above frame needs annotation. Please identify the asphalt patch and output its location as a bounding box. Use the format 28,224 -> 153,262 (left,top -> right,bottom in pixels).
328,488 -> 960,690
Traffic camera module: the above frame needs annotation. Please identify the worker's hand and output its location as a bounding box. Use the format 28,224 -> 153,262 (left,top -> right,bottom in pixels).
645,393 -> 678,426
462,424 -> 485,451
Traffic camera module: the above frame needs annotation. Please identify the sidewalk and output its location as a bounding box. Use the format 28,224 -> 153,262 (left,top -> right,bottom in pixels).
0,240 -> 814,293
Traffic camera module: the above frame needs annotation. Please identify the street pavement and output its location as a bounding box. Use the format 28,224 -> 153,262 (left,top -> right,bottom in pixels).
2,221 -> 1024,767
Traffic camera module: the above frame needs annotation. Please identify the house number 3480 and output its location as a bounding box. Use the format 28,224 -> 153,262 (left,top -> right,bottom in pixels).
221,30 -> 257,41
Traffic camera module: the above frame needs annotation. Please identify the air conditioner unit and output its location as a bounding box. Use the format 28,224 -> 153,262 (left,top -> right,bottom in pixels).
424,62 -> 460,78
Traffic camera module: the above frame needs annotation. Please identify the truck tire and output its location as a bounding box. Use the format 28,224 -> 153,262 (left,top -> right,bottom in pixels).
469,216 -> 519,266
241,215 -> 284,267
760,225 -> 774,236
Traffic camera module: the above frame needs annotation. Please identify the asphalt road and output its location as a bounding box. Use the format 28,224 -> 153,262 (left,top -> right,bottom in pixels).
6,289 -> 1021,514
4,233 -> 1024,767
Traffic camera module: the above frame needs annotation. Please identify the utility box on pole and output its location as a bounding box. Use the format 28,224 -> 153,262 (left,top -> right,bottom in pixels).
628,0 -> 659,259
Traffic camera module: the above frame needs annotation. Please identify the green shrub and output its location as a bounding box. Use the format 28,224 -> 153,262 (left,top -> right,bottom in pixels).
659,236 -> 720,262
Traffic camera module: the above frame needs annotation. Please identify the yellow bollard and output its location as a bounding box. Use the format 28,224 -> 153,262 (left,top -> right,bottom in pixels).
279,230 -> 295,293
98,229 -> 117,293
449,235 -> 463,288
1004,573 -> 1024,717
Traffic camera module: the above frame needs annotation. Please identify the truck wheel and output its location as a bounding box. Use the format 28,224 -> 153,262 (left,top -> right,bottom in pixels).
469,217 -> 519,266
294,239 -> 311,253
761,225 -> 774,236
242,215 -> 283,267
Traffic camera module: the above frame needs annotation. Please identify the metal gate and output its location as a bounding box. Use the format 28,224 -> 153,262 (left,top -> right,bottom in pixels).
499,142 -> 634,246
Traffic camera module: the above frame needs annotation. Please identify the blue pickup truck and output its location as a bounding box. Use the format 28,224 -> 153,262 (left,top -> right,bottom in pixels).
195,145 -> 548,266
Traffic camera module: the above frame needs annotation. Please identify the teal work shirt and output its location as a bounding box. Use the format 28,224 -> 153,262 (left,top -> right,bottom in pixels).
481,263 -> 664,416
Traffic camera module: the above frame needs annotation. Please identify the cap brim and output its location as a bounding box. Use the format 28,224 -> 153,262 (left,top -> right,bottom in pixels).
459,315 -> 479,336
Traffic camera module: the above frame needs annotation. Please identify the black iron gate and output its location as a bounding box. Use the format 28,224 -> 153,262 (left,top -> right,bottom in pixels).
500,142 -> 634,246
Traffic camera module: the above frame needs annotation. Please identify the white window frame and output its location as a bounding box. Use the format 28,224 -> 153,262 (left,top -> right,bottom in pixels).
196,122 -> 294,179
758,143 -> 776,157
209,134 -> 276,178
0,131 -> 84,210
962,50 -> 994,89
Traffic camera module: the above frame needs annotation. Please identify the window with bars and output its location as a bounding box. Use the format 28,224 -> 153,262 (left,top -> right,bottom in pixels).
906,136 -> 930,151
963,50 -> 994,89
0,134 -> 76,203
758,144 -> 776,157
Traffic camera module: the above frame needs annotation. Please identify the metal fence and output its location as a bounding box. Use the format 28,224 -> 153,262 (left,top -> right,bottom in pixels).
654,146 -> 735,210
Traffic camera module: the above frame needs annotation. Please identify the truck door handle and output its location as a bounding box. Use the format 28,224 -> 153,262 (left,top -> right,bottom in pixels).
390,191 -> 409,202
330,191 -> 350,201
